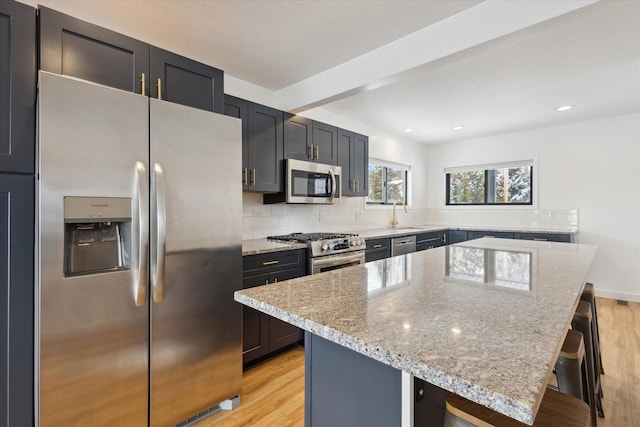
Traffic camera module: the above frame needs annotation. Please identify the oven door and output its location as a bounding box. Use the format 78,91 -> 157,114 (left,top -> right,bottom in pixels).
287,158 -> 341,204
311,250 -> 365,275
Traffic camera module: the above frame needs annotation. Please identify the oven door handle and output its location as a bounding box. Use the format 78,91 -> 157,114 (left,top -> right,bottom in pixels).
328,169 -> 336,203
313,251 -> 365,269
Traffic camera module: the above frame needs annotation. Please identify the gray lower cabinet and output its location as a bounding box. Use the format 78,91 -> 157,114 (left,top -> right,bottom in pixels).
416,231 -> 447,252
513,232 -> 572,243
0,174 -> 35,427
365,237 -> 391,262
242,249 -> 306,366
468,230 -> 515,240
447,229 -> 469,244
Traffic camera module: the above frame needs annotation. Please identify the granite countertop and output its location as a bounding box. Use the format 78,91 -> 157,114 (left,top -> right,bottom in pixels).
242,238 -> 307,256
235,238 -> 597,425
355,225 -> 576,239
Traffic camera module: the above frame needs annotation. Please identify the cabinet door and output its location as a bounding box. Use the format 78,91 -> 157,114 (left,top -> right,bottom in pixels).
0,1 -> 36,174
224,95 -> 249,188
468,230 -> 514,240
416,232 -> 445,252
447,230 -> 469,244
365,238 -> 391,262
39,6 -> 149,94
0,174 -> 34,427
513,232 -> 571,243
312,121 -> 338,165
242,273 -> 271,364
284,113 -> 313,161
268,267 -> 305,351
353,133 -> 369,196
150,46 -> 224,113
337,129 -> 355,195
247,102 -> 283,192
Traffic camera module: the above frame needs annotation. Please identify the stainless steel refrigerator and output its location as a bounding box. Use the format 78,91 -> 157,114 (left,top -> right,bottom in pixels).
36,71 -> 243,427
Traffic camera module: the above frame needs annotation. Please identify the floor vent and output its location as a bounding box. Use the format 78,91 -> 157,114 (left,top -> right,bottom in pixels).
615,299 -> 629,306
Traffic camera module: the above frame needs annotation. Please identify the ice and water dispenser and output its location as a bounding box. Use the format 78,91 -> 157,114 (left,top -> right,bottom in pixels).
64,196 -> 132,276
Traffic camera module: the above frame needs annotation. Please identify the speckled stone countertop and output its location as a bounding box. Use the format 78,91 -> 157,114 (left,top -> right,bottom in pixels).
235,238 -> 597,425
242,238 -> 307,256
355,225 -> 576,239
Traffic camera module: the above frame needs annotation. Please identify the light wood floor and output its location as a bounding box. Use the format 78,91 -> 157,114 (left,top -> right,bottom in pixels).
198,297 -> 639,426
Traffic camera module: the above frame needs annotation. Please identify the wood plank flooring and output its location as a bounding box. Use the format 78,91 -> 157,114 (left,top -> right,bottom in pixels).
198,297 -> 639,426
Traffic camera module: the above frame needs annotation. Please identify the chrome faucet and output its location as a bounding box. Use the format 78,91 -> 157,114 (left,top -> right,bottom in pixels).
391,200 -> 407,229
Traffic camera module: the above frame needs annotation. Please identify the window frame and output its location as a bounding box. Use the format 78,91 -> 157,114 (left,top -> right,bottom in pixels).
366,160 -> 409,205
445,162 -> 533,206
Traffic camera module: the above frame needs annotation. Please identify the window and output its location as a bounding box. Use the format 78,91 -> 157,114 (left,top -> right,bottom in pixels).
446,161 -> 532,205
367,160 -> 409,205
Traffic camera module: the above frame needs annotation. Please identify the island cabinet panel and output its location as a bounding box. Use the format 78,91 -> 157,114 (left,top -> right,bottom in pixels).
416,230 -> 447,252
149,46 -> 224,113
305,333 -> 401,427
242,249 -> 306,366
0,174 -> 35,427
447,229 -> 469,244
365,237 -> 391,262
513,232 -> 572,243
283,113 -> 314,161
39,6 -> 149,94
0,0 -> 36,174
468,230 -> 514,240
337,129 -> 369,196
311,121 -> 338,165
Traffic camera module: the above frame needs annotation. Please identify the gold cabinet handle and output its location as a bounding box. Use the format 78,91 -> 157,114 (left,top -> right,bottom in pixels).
251,168 -> 256,186
533,238 -> 548,241
314,145 -> 319,159
242,168 -> 248,186
274,277 -> 278,283
443,233 -> 447,244
262,260 -> 279,266
308,145 -> 313,158
157,78 -> 162,100
141,73 -> 146,96
372,244 -> 383,249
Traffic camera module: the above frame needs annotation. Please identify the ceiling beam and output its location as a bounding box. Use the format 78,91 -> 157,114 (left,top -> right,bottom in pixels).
275,0 -> 598,114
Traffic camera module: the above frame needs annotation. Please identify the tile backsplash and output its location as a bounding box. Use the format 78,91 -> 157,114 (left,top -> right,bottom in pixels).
242,192 -> 578,239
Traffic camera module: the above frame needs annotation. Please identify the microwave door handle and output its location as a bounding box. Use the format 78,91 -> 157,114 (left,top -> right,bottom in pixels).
328,169 -> 335,203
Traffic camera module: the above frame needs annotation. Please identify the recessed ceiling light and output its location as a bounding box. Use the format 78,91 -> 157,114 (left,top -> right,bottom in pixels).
452,126 -> 464,131
556,105 -> 573,112
404,128 -> 412,133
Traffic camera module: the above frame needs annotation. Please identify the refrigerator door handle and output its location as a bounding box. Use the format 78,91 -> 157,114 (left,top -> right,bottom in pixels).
151,162 -> 167,303
134,161 -> 149,306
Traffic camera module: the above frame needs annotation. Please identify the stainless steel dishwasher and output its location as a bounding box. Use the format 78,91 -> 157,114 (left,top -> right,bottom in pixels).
391,235 -> 416,256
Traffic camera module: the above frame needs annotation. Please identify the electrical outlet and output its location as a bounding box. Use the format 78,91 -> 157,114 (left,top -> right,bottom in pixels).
547,210 -> 556,220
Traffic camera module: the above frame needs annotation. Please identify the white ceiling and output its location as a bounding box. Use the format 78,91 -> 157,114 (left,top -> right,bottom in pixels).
20,0 -> 640,145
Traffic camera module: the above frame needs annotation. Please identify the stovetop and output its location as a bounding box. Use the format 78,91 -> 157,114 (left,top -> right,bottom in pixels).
267,232 -> 358,243
268,232 -> 366,257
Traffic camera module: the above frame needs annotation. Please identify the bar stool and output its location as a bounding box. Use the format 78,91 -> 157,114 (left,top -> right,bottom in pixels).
581,283 -> 604,375
572,301 -> 604,420
444,387 -> 590,427
555,329 -> 590,407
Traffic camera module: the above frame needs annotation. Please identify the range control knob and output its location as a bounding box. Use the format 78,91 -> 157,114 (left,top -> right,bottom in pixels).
321,243 -> 329,251
350,240 -> 357,246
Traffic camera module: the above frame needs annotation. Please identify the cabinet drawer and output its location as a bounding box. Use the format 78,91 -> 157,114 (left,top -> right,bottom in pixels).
365,237 -> 391,262
447,230 -> 469,244
415,232 -> 445,251
468,230 -> 514,240
513,232 -> 571,243
242,249 -> 306,276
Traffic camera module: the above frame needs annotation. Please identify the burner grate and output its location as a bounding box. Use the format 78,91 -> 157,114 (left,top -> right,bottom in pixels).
268,232 -> 358,243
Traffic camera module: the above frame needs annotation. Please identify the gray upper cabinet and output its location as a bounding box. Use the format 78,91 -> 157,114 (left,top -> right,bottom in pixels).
283,113 -> 314,161
150,46 -> 224,113
224,95 -> 283,192
39,6 -> 149,94
312,121 -> 338,165
39,7 -> 224,113
0,0 -> 36,174
338,129 -> 368,196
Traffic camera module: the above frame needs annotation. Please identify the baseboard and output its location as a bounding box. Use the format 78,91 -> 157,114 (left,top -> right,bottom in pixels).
594,288 -> 640,303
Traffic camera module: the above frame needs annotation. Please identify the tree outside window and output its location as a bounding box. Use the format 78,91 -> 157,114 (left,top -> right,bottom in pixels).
446,162 -> 532,205
367,161 -> 408,205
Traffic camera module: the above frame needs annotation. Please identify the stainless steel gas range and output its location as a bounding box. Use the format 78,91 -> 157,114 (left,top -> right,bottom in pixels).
268,232 -> 366,274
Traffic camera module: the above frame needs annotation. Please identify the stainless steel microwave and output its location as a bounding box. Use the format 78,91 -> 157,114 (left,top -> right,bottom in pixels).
264,159 -> 341,204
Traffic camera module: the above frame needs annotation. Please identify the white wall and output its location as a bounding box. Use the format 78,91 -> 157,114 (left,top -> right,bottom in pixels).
425,113 -> 640,301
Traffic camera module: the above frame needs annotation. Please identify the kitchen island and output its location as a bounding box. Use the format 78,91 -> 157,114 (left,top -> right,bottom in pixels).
234,238 -> 597,426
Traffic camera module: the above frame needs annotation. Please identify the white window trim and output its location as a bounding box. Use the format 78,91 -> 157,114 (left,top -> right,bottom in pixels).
367,158 -> 413,208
